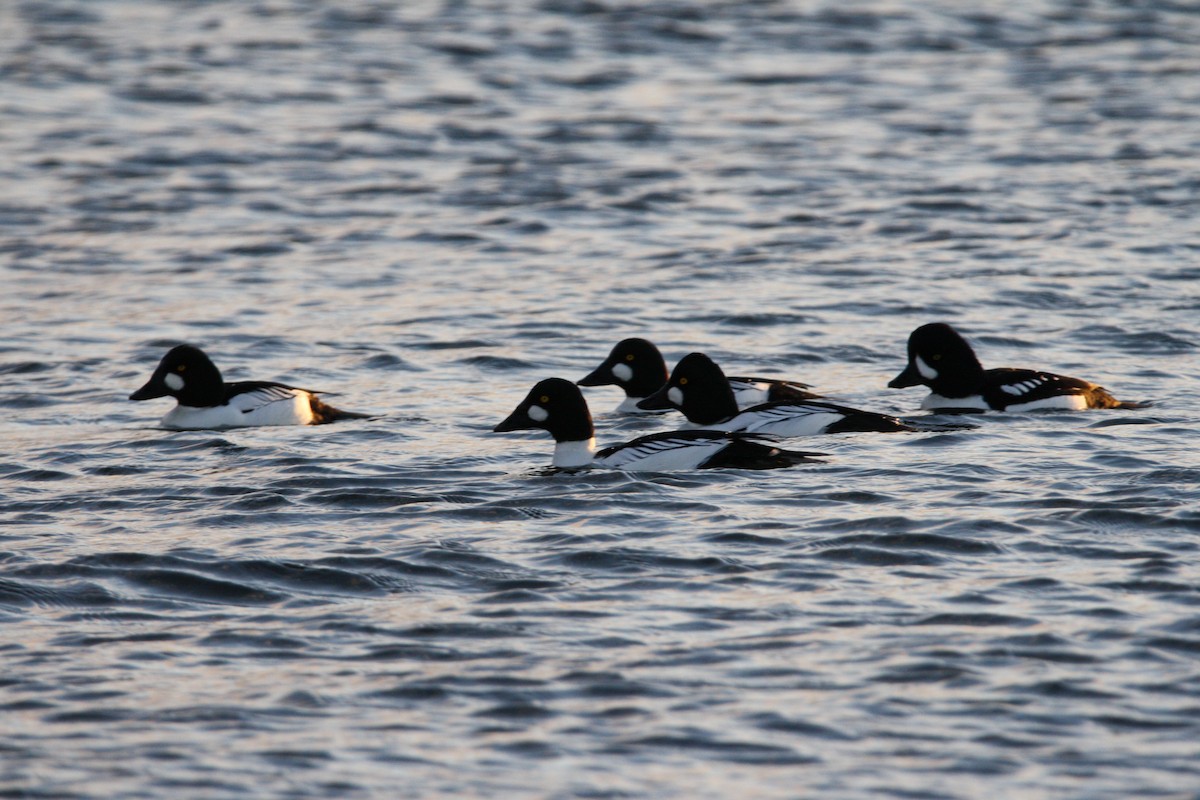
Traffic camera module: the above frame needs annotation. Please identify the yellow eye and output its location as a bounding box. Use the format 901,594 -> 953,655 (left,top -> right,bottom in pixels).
931,354 -> 942,361
177,365 -> 187,372
679,377 -> 688,386
625,354 -> 635,362
539,395 -> 549,403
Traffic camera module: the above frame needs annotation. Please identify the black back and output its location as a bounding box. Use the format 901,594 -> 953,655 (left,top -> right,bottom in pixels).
696,435 -> 823,470
979,368 -> 1135,411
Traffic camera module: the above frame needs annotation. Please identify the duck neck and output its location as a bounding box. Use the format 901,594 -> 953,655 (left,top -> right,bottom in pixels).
553,439 -> 596,468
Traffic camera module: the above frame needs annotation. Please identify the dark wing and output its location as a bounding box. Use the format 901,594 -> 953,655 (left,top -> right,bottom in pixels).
982,368 -> 1089,409
985,368 -> 1146,410
697,435 -> 826,470
729,376 -> 821,402
729,376 -> 814,391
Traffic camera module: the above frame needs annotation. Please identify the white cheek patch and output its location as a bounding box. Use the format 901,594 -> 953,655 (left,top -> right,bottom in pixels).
527,404 -> 549,422
915,355 -> 939,380
611,363 -> 633,382
667,386 -> 683,406
164,373 -> 185,391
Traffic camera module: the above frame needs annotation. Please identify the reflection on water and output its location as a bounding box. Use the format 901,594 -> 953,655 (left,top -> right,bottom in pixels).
1,1 -> 1199,798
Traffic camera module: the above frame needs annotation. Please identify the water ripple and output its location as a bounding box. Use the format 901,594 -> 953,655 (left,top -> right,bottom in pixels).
1,1 -> 1198,798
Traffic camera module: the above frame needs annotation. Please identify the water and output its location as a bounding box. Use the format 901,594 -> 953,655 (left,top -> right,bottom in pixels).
2,1 -> 1199,797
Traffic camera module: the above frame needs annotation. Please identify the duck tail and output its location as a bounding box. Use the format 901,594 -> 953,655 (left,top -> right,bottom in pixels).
308,396 -> 374,424
1091,386 -> 1151,410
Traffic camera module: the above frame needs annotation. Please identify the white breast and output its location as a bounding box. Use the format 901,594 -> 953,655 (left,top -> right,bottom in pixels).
552,439 -> 596,468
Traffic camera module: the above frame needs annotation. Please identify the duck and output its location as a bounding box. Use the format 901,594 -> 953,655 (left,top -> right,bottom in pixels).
494,378 -> 824,471
578,337 -> 819,413
888,322 -> 1143,411
129,344 -> 368,429
637,353 -> 911,435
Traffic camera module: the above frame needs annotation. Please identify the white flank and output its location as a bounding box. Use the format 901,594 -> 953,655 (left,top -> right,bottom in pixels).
1005,394 -> 1088,412
731,405 -> 843,437
596,436 -> 723,471
611,363 -> 633,382
164,373 -> 185,391
527,404 -> 549,422
161,388 -> 311,429
553,438 -> 595,468
915,355 -> 938,381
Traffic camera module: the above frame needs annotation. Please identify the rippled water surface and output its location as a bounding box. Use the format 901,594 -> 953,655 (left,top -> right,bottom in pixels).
2,1 -> 1199,798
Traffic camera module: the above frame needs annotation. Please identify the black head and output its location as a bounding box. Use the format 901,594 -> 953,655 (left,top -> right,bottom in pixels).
129,344 -> 225,407
888,322 -> 984,396
636,353 -> 739,425
577,338 -> 668,398
494,378 -> 594,443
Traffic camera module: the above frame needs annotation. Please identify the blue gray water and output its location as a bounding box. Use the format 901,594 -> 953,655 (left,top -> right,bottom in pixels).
2,1 -> 1199,798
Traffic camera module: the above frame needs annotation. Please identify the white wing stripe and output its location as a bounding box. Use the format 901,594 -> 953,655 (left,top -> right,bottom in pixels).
1001,377 -> 1049,396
